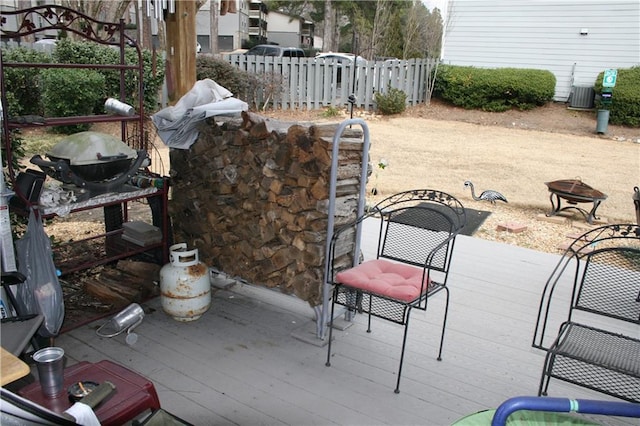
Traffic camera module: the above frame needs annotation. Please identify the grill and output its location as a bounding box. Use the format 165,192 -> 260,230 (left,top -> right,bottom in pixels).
30,131 -> 149,196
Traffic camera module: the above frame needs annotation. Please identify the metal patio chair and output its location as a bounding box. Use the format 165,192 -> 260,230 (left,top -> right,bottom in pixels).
325,189 -> 466,393
1,271 -> 43,356
533,224 -> 640,402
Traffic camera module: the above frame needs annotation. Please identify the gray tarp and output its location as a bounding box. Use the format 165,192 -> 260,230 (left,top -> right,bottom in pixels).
151,79 -> 248,149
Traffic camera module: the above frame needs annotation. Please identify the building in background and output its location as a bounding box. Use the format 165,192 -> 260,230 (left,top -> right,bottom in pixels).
441,0 -> 640,102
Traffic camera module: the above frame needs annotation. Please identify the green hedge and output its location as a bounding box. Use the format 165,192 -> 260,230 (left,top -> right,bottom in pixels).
594,66 -> 640,127
1,47 -> 51,116
40,68 -> 105,133
3,39 -> 164,123
434,65 -> 555,112
53,39 -> 164,114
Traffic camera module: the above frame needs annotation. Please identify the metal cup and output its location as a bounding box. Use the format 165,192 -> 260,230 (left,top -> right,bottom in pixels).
96,303 -> 144,344
32,347 -> 65,398
112,303 -> 144,332
104,98 -> 134,116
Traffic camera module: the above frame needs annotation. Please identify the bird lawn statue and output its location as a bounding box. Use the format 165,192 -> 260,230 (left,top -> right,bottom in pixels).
464,180 -> 508,204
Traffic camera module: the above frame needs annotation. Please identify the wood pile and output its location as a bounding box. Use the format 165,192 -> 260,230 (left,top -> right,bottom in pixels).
84,260 -> 160,308
169,113 -> 366,305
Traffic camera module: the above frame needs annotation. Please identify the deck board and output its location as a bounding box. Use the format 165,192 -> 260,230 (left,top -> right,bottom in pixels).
42,222 -> 638,425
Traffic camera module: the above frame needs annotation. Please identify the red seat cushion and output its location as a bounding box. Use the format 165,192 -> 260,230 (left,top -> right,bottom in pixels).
335,259 -> 431,302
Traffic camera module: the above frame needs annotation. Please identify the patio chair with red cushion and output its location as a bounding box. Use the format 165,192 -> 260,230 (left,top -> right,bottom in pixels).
325,189 -> 466,393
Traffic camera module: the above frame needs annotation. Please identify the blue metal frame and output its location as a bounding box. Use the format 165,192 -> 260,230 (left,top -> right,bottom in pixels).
492,397 -> 640,426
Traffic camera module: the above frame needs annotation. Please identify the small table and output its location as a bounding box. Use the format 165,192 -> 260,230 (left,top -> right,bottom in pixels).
545,179 -> 608,224
0,347 -> 30,386
18,360 -> 160,426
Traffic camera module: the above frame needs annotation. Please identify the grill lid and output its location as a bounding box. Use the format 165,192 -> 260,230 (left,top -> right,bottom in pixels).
47,131 -> 136,166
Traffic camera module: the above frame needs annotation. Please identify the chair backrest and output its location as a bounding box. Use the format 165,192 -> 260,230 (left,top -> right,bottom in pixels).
372,190 -> 466,274
573,246 -> 640,324
533,224 -> 640,350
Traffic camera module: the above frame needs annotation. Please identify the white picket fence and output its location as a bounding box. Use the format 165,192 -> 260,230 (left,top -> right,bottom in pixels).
3,40 -> 438,112
223,54 -> 439,111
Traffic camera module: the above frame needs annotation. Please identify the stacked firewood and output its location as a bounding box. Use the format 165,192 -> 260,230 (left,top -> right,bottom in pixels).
169,112 -> 366,305
81,260 -> 161,308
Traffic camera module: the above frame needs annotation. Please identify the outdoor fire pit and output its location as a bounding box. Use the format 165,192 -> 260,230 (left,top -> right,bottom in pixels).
544,179 -> 607,224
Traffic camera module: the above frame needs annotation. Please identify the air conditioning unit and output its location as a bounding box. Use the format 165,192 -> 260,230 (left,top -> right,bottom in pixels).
569,86 -> 595,109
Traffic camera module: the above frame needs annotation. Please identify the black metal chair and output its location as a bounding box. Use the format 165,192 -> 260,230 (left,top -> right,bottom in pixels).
1,271 -> 43,356
533,224 -> 640,402
325,189 -> 466,393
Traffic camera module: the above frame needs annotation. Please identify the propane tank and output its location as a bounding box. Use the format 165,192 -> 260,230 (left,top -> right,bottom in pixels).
160,243 -> 211,322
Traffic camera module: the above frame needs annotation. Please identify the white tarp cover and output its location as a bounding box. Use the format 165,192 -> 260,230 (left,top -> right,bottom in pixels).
151,79 -> 248,149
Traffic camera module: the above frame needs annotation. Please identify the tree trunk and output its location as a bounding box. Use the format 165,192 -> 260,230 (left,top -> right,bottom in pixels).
210,0 -> 219,53
165,0 -> 198,103
322,0 -> 333,52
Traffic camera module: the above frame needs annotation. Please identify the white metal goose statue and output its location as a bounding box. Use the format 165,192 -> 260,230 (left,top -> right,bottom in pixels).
464,180 -> 508,204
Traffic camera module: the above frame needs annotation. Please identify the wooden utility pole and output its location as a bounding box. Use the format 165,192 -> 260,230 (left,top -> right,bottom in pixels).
165,0 -> 198,103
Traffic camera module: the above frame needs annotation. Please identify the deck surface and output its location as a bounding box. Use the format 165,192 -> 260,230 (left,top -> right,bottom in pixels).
44,220 -> 638,425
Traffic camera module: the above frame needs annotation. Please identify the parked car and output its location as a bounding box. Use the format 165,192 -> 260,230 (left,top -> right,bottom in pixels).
244,45 -> 305,58
34,38 -> 57,46
315,52 -> 367,66
314,52 -> 367,84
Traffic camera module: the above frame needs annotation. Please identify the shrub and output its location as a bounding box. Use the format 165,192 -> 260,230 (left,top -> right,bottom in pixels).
53,39 -> 164,114
322,106 -> 341,117
594,66 -> 640,127
196,55 -> 251,99
197,55 -> 281,110
40,68 -> 105,133
374,88 -> 407,115
434,65 -> 555,112
2,47 -> 52,116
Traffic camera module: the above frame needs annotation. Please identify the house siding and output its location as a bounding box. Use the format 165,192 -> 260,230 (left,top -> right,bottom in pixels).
266,11 -> 303,47
442,0 -> 640,101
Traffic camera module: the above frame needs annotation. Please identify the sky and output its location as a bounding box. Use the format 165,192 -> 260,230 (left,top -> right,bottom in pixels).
422,0 -> 447,12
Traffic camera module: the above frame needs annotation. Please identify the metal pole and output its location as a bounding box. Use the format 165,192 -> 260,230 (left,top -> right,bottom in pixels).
0,101 -> 17,272
318,118 -> 370,340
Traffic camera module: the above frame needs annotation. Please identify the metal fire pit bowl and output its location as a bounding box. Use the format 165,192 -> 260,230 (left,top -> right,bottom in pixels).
545,179 -> 607,224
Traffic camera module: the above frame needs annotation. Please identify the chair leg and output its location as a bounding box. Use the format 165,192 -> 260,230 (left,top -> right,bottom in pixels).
366,294 -> 373,333
394,312 -> 412,394
538,351 -> 555,396
436,286 -> 450,361
325,286 -> 337,367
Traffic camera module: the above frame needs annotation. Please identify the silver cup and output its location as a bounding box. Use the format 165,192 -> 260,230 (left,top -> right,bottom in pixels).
104,98 -> 134,116
111,303 -> 144,332
96,303 -> 144,345
32,347 -> 65,398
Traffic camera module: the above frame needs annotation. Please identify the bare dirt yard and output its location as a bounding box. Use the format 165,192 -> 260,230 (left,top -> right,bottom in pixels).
266,100 -> 640,253
43,100 -> 640,255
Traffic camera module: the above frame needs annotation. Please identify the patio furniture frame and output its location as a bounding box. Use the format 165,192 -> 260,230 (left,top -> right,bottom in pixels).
324,189 -> 466,393
532,224 -> 640,402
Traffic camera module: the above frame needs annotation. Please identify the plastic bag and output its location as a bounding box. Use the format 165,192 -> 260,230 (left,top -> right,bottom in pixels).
15,207 -> 65,337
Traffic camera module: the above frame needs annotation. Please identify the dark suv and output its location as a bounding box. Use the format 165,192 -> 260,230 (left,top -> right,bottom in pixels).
244,45 -> 305,58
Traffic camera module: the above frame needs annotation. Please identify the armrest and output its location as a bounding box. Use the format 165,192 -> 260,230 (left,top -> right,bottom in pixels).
1,271 -> 26,287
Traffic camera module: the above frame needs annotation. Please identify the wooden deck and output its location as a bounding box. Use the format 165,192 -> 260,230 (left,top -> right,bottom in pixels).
47,221 -> 636,425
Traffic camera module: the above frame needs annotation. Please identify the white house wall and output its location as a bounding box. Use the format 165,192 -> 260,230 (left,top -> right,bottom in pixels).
442,0 -> 640,101
219,0 -> 249,50
267,11 -> 302,47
